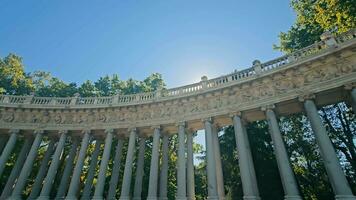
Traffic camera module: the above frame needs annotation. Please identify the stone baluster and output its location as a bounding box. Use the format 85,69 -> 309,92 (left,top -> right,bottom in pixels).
93,129 -> 114,200
133,137 -> 146,200
28,138 -> 56,200
119,128 -> 137,200
203,118 -> 219,200
186,130 -> 195,200
0,129 -> 19,177
0,137 -> 33,200
55,138 -> 79,200
159,134 -> 169,200
302,96 -> 356,200
107,138 -> 124,200
81,139 -> 103,200
177,122 -> 187,200
212,124 -> 225,199
38,130 -> 68,200
9,130 -> 44,200
65,130 -> 91,200
147,126 -> 161,200
232,113 -> 260,200
264,106 -> 302,200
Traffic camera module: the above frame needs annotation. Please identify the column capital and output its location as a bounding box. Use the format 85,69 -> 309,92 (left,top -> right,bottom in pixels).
82,129 -> 91,134
8,129 -> 20,134
177,121 -> 186,128
58,130 -> 68,134
297,93 -> 315,102
261,104 -> 275,111
202,117 -> 213,123
151,125 -> 161,130
344,82 -> 356,90
129,127 -> 138,134
104,129 -> 114,134
229,111 -> 242,118
33,130 -> 44,135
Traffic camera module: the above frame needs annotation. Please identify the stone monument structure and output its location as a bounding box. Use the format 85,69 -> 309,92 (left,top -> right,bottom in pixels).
0,30 -> 356,200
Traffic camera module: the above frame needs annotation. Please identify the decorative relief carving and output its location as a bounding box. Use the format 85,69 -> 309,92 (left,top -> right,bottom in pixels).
0,57 -> 355,129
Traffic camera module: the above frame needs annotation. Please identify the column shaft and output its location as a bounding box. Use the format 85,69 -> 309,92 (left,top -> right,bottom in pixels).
28,139 -> 55,200
119,129 -> 137,200
0,135 -> 8,155
304,100 -> 355,199
55,139 -> 79,200
147,127 -> 161,200
133,138 -> 146,200
159,135 -> 169,200
266,109 -> 302,200
81,140 -> 102,200
204,119 -> 218,200
0,137 -> 32,200
212,126 -> 225,199
38,132 -> 68,200
65,131 -> 90,200
0,130 -> 18,177
233,115 -> 260,200
177,124 -> 187,200
351,88 -> 356,113
187,132 -> 195,200
93,131 -> 113,199
9,131 -> 44,199
107,139 -> 124,200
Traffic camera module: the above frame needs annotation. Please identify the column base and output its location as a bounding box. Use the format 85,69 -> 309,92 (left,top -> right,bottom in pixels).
335,195 -> 356,200
176,197 -> 187,200
119,196 -> 131,200
243,196 -> 261,200
147,197 -> 158,200
91,196 -> 103,200
132,198 -> 141,200
285,195 -> 303,200
7,195 -> 22,200
187,197 -> 196,200
160,197 -> 169,200
207,196 -> 219,200
37,195 -> 50,200
64,196 -> 78,200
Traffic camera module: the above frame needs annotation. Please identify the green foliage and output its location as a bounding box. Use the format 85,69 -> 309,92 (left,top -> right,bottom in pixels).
274,0 -> 356,53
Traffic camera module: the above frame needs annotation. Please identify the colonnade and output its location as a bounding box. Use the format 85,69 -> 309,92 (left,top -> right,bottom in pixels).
0,90 -> 355,200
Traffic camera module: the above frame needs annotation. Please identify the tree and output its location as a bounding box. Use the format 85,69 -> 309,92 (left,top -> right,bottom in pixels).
274,0 -> 356,53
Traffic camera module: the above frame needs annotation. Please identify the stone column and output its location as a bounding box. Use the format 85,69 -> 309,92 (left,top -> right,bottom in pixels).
203,118 -> 219,200
65,130 -> 91,200
159,134 -> 169,200
119,128 -> 137,200
147,126 -> 161,200
304,99 -> 355,200
232,114 -> 260,200
38,131 -> 68,200
186,130 -> 195,200
0,135 -> 8,155
351,88 -> 356,113
265,107 -> 302,200
81,139 -> 102,200
9,130 -> 44,200
133,137 -> 146,200
0,129 -> 19,177
177,122 -> 187,200
55,138 -> 79,200
93,129 -> 114,200
107,138 -> 124,200
212,125 -> 225,199
0,137 -> 33,200
28,138 -> 56,200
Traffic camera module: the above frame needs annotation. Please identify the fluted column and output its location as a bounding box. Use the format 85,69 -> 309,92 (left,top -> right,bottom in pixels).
212,125 -> 225,199
0,137 -> 33,200
265,107 -> 302,200
159,134 -> 169,200
81,139 -> 102,200
38,131 -> 68,200
177,122 -> 187,200
9,130 -> 44,200
55,138 -> 79,200
93,129 -> 114,200
0,129 -> 19,177
147,126 -> 161,200
133,137 -> 146,200
107,138 -> 124,200
304,98 -> 355,200
28,138 -> 56,200
119,128 -> 137,200
351,88 -> 356,113
232,114 -> 260,200
65,130 -> 91,200
203,118 -> 219,200
186,130 -> 195,200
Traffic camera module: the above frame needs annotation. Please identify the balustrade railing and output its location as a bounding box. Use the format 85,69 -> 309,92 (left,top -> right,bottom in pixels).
1,29 -> 355,107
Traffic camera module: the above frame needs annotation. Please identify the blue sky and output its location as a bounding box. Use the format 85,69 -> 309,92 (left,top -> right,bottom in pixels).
0,0 -> 295,162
